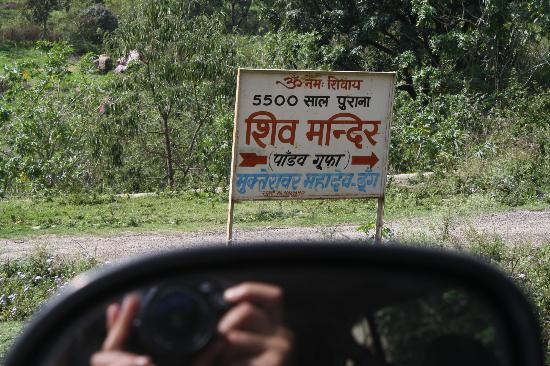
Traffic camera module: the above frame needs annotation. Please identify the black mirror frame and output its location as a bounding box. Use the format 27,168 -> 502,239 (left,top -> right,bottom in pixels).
4,243 -> 544,366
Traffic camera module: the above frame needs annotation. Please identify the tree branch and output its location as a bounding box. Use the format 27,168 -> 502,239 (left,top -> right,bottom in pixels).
365,39 -> 398,56
181,83 -> 209,182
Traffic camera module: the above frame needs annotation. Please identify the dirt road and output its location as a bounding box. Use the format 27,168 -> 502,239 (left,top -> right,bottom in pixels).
1,208 -> 548,261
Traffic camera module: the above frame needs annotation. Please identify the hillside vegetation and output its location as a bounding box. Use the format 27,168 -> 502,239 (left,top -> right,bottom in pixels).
0,0 -> 548,207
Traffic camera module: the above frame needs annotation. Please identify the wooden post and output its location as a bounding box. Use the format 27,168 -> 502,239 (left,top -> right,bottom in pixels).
226,198 -> 235,244
374,196 -> 385,244
226,69 -> 241,245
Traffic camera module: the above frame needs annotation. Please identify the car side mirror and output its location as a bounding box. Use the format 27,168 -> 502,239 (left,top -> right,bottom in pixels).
4,243 -> 544,366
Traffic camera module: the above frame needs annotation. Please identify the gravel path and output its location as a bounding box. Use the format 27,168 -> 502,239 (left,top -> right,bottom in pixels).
1,208 -> 548,261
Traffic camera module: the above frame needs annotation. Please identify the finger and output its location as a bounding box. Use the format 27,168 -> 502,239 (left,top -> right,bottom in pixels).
218,302 -> 272,334
224,283 -> 284,323
106,303 -> 120,331
91,351 -> 155,366
102,294 -> 140,351
224,330 -> 266,355
220,329 -> 294,366
229,328 -> 294,364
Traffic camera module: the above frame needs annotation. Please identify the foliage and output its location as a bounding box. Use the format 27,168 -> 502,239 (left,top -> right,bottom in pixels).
177,0 -> 260,34
1,42 -> 75,193
390,91 -> 479,172
76,4 -> 118,44
0,41 -> 111,194
258,0 -> 549,98
386,84 -> 550,209
254,31 -> 323,70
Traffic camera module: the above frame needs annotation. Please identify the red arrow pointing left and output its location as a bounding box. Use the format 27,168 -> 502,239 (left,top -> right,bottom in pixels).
239,153 -> 268,167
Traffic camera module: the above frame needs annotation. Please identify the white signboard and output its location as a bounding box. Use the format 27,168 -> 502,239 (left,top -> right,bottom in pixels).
229,69 -> 395,202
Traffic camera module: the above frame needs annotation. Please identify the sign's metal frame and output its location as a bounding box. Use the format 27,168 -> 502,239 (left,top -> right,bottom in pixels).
227,68 -> 396,244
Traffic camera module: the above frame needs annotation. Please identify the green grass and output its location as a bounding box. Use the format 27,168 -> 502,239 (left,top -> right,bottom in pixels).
2,188 -> 544,238
0,45 -> 47,69
0,321 -> 23,359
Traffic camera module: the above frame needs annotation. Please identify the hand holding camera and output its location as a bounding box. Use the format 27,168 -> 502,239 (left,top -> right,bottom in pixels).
90,282 -> 293,366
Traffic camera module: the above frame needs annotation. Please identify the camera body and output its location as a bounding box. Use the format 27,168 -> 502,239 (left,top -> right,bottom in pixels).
126,279 -> 230,366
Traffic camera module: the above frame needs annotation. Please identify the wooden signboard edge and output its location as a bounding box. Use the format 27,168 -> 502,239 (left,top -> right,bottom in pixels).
226,68 -> 242,244
374,72 -> 396,245
237,68 -> 396,77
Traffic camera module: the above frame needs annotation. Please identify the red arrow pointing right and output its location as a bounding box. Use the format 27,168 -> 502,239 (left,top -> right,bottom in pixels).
352,153 -> 379,168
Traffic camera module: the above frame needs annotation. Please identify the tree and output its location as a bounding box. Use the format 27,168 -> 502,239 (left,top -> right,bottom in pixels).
23,0 -> 69,38
110,0 -> 237,189
259,0 -> 548,98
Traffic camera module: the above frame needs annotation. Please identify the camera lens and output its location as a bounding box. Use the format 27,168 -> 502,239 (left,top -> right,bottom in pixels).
138,287 -> 215,357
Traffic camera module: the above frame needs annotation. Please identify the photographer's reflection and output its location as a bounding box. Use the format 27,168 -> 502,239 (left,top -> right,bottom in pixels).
90,282 -> 294,366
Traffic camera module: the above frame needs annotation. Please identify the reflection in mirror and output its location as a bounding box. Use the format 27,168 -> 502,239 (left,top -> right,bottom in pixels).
38,267 -> 510,366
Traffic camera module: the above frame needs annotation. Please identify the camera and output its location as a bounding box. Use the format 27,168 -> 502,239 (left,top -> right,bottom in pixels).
127,279 -> 230,365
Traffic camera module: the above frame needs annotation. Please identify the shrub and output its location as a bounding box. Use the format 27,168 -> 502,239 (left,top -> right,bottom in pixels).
77,4 -> 118,44
390,92 -> 481,173
76,51 -> 99,74
1,24 -> 42,42
443,90 -> 550,205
